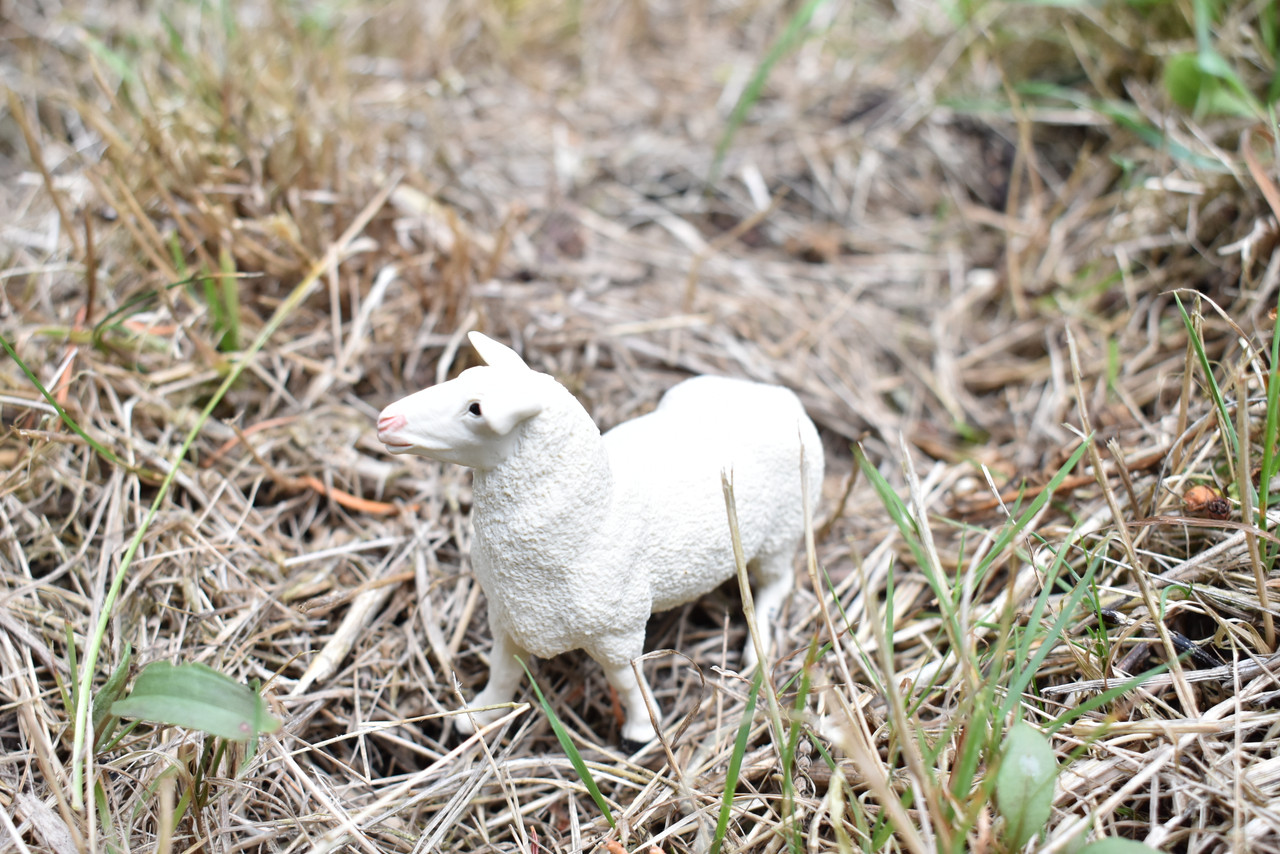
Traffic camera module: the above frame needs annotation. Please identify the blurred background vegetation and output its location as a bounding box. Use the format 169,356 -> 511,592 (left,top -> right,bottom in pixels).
4,0 -> 1280,851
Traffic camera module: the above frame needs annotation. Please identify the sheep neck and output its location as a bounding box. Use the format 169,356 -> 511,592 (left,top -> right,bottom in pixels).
471,393 -> 614,580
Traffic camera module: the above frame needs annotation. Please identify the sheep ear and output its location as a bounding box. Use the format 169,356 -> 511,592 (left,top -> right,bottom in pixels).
480,380 -> 545,435
469,332 -> 529,371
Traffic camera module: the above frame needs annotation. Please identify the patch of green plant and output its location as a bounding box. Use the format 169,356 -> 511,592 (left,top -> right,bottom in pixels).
994,721 -> 1161,852
87,0 -> 242,115
968,536 -> 1175,845
55,240 -> 345,810
857,437 -> 1091,666
1160,0 -> 1273,119
966,0 -> 1277,143
846,435 -> 1189,849
99,660 -> 279,833
950,0 -> 1279,163
1001,534 -> 1095,720
1163,52 -> 1259,118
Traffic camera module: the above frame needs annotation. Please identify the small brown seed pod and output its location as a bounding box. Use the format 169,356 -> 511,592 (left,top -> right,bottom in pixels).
1183,485 -> 1231,520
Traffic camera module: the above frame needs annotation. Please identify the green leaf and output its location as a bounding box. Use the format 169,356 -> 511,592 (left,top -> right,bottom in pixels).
1077,840 -> 1162,854
710,667 -> 763,854
995,721 -> 1058,849
1174,294 -> 1241,464
1163,53 -> 1257,118
1163,54 -> 1207,110
111,661 -> 281,741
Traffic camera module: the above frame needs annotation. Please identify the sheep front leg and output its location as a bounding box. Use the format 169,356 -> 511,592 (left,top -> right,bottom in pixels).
593,641 -> 660,747
456,628 -> 528,735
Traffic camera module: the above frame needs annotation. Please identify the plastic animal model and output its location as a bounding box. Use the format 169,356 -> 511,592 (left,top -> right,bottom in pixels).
376,332 -> 823,745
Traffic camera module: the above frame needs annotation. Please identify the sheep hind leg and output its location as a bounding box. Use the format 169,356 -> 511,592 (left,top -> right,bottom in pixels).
456,629 -> 529,735
741,550 -> 796,672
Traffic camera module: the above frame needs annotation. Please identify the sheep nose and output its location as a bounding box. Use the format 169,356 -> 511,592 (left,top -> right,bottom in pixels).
377,413 -> 406,435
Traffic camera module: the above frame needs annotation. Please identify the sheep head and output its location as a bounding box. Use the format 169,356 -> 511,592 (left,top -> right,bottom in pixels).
376,333 -> 546,469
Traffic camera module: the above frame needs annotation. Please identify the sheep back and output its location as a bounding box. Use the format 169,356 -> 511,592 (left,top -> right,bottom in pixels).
602,375 -> 823,613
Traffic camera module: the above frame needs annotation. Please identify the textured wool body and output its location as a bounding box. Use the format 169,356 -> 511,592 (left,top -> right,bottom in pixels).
376,333 -> 823,743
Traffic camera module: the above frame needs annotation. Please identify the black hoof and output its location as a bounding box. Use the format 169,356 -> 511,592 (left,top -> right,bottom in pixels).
621,737 -> 648,755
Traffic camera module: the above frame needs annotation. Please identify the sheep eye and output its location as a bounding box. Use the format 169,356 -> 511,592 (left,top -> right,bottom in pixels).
467,401 -> 483,417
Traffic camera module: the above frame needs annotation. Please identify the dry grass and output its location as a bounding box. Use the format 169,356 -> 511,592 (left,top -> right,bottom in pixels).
4,0 -> 1280,851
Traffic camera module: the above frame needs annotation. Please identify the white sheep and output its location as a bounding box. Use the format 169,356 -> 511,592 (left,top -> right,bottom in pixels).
376,332 -> 823,745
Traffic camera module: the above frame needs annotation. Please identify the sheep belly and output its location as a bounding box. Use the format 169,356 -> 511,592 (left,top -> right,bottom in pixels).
603,376 -> 819,613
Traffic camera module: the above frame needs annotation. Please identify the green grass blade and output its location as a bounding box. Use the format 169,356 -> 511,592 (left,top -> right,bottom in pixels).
1174,293 -> 1239,460
81,32 -> 141,89
59,623 -> 78,719
1043,657 -> 1177,736
1007,82 -> 1227,170
781,640 -> 819,854
516,657 -> 616,829
90,279 -> 192,349
201,267 -> 225,340
999,544 -> 1100,720
709,0 -> 830,185
855,447 -> 932,593
971,438 -> 1093,586
93,780 -> 115,843
0,334 -> 138,474
1256,298 -> 1280,531
857,446 -> 968,688
710,667 -> 763,854
948,680 -> 994,819
96,719 -> 140,754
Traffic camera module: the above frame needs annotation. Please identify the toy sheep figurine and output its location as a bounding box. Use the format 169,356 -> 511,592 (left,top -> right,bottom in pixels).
376,332 -> 823,745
